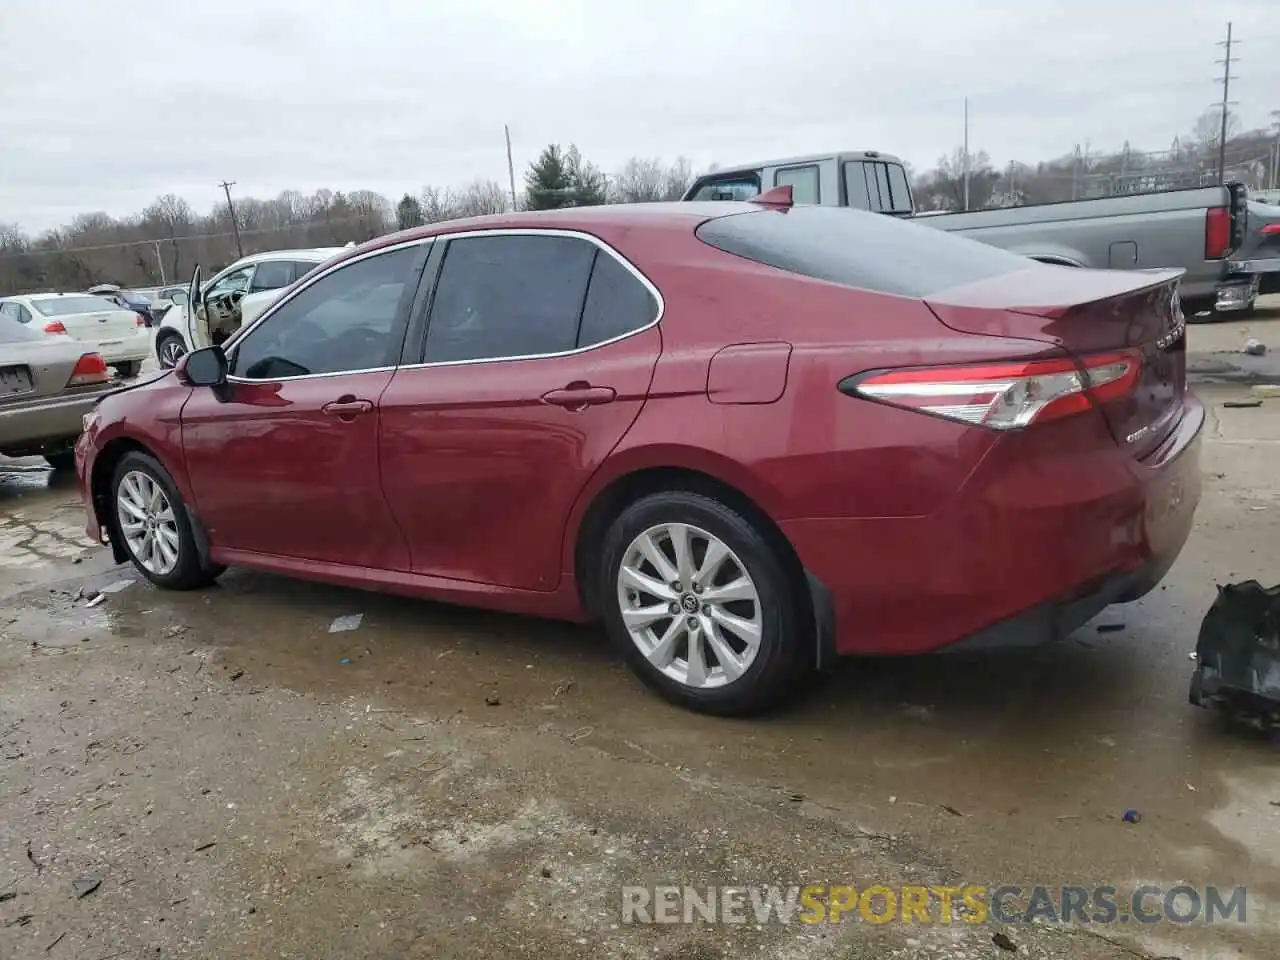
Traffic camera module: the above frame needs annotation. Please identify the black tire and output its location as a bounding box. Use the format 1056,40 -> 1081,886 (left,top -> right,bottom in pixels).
115,360 -> 142,379
156,332 -> 186,368
44,451 -> 76,471
110,451 -> 224,590
599,490 -> 810,716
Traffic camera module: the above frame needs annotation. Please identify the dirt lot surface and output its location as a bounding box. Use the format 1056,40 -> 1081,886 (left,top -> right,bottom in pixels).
1,383 -> 1278,960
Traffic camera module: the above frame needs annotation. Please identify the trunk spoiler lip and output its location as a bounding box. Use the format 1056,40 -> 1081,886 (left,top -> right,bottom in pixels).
925,266 -> 1186,319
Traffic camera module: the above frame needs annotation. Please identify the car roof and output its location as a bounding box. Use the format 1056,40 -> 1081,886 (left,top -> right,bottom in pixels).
328,202 -> 756,266
692,151 -> 905,177
228,246 -> 345,269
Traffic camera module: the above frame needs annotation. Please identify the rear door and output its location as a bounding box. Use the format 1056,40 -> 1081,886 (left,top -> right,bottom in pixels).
379,231 -> 662,591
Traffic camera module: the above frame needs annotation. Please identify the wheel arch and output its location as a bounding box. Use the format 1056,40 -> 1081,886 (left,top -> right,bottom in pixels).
90,434 -> 213,568
568,455 -> 834,667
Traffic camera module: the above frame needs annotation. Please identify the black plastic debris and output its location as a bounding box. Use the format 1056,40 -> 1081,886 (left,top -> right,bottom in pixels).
1189,580 -> 1280,730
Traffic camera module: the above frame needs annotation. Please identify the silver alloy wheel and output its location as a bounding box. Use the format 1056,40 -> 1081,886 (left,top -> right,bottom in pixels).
616,522 -> 763,689
159,336 -> 186,367
116,469 -> 180,576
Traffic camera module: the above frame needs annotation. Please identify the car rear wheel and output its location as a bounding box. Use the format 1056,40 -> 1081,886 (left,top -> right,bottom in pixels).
115,360 -> 141,379
157,332 -> 186,368
600,490 -> 808,715
112,451 -> 223,590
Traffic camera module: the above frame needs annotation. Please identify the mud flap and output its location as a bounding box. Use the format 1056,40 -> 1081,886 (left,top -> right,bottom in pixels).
1189,580 -> 1280,728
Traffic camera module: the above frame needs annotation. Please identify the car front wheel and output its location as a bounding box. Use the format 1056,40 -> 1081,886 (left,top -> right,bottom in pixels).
600,490 -> 809,715
112,451 -> 223,590
156,332 -> 186,368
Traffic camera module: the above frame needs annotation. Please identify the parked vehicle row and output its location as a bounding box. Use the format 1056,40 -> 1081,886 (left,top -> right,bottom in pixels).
0,314 -> 116,469
0,292 -> 151,378
76,196 -> 1202,715
682,150 -> 1269,317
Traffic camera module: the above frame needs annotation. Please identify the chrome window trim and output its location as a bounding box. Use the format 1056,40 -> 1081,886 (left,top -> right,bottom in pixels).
224,237 -> 435,383
225,228 -> 665,384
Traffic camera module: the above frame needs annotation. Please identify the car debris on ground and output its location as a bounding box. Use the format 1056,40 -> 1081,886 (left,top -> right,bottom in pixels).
1189,579 -> 1280,731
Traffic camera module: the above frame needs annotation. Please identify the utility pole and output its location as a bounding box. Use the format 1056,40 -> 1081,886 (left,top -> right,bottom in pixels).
151,240 -> 166,284
218,180 -> 244,258
504,125 -> 518,212
962,97 -> 970,211
1270,110 -> 1280,189
1214,22 -> 1239,186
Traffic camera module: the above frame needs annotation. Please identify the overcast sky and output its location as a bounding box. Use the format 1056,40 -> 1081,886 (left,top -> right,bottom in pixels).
2,0 -> 1277,233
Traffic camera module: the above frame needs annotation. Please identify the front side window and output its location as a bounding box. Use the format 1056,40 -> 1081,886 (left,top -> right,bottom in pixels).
424,235 -> 597,363
230,246 -> 422,379
687,174 -> 762,202
248,260 -> 294,292
774,165 -> 820,204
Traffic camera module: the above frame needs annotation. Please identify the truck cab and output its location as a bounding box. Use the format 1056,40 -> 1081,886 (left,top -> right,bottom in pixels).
682,151 -> 914,216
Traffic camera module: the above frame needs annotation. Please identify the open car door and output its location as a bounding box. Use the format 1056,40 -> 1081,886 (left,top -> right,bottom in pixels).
186,265 -> 209,350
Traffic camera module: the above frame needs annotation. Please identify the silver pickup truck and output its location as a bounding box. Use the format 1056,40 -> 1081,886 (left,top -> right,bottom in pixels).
682,151 -> 1254,315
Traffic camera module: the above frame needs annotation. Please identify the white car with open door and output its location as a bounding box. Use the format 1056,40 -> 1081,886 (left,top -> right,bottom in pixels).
0,293 -> 150,378
153,246 -> 347,367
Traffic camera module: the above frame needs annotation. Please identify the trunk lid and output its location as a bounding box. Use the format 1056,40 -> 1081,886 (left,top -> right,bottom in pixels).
924,266 -> 1187,459
57,307 -> 138,343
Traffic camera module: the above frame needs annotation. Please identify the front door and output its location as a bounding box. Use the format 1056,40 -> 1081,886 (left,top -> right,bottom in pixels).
182,243 -> 429,568
379,232 -> 663,591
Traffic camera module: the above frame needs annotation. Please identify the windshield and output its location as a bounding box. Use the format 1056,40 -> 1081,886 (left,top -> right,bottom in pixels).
29,295 -> 122,317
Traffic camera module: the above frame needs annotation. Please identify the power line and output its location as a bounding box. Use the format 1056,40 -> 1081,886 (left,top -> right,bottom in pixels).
218,179 -> 244,259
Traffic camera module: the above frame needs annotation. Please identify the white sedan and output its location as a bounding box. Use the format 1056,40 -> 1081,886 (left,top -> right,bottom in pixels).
0,293 -> 151,378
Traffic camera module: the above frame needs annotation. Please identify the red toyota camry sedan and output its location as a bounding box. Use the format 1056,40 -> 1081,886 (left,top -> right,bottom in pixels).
76,196 -> 1202,715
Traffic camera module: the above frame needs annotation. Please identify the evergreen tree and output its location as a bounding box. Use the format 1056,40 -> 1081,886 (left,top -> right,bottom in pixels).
525,145 -> 573,210
396,193 -> 425,230
565,145 -> 607,206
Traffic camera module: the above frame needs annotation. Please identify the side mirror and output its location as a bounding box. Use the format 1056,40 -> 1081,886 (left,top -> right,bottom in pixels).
175,345 -> 228,388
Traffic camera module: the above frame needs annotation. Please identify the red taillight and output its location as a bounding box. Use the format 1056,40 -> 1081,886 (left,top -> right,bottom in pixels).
43,320 -> 67,335
1205,207 -> 1230,259
67,353 -> 109,387
1260,223 -> 1280,237
847,351 -> 1142,431
135,312 -> 147,327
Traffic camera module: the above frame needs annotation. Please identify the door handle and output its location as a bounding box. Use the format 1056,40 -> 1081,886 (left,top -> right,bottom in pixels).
541,383 -> 617,411
321,395 -> 374,420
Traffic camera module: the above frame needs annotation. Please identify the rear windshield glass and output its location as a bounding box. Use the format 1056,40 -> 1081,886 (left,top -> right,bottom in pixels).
30,295 -> 120,317
695,205 -> 1031,298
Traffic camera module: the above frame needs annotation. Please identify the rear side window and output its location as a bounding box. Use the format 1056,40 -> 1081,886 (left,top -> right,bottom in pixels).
695,206 -> 1032,298
577,251 -> 658,346
774,165 -> 820,204
425,235 -> 597,363
249,260 -> 295,291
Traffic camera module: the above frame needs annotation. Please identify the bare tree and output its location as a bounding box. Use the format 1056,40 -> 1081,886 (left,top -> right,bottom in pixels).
420,185 -> 460,223
454,179 -> 509,217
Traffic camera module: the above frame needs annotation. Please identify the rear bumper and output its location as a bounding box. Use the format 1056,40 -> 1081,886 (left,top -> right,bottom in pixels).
782,397 -> 1204,656
91,330 -> 152,364
1228,256 -> 1280,275
0,389 -> 110,455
